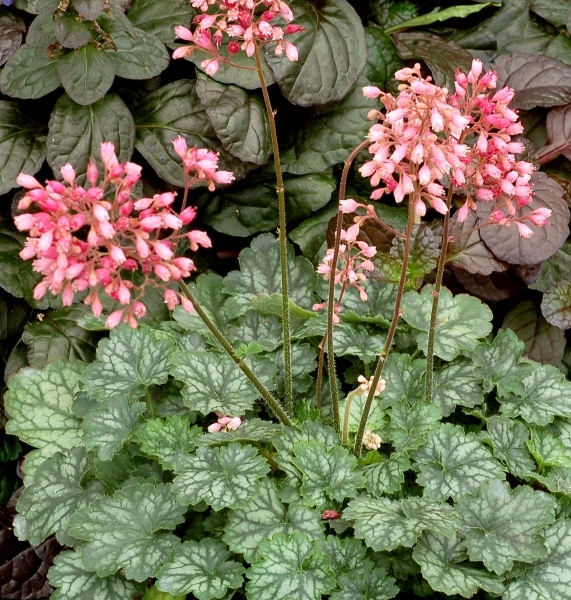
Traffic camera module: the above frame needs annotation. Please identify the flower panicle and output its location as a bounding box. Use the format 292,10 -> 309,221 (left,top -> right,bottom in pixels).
14,140 -> 232,329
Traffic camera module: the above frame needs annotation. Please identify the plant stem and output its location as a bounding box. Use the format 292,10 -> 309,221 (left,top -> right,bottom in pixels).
145,387 -> 156,419
342,390 -> 357,446
179,280 -> 292,426
354,202 -> 415,457
325,139 -> 370,433
255,46 -> 293,414
424,185 -> 455,403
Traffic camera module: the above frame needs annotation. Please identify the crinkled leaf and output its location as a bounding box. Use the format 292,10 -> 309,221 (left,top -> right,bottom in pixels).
53,13 -> 92,48
198,418 -> 280,446
57,45 -> 114,106
0,100 -> 46,195
73,0 -> 105,19
224,234 -> 317,317
172,443 -> 269,511
82,396 -> 146,461
223,479 -> 323,562
156,539 -> 244,600
68,482 -> 184,581
5,360 -> 84,477
0,44 -> 61,99
391,224 -> 440,281
482,415 -> 535,477
272,342 -> 317,397
387,400 -> 441,453
246,532 -> 335,600
228,312 -> 282,352
527,426 -> 571,469
499,362 -> 571,424
402,285 -> 493,361
265,0 -> 366,107
316,536 -> 367,574
328,323 -> 385,363
22,305 -> 99,368
82,325 -> 175,400
480,173 -> 569,265
502,300 -> 566,365
331,567 -> 398,600
392,32 -> 473,90
126,0 -> 193,43
170,350 -> 259,416
536,104 -> 571,164
47,92 -> 135,185
494,53 -> 571,110
413,531 -> 505,597
203,171 -> 335,236
414,423 -> 506,500
344,496 -> 459,552
542,280 -> 571,329
14,447 -> 99,546
338,279 -> 395,327
49,548 -> 138,600
132,79 -> 252,187
432,358 -> 484,417
530,0 -> 571,27
0,10 -> 25,67
196,72 -> 271,166
362,452 -> 410,496
530,242 -> 571,294
280,75 -> 373,175
291,440 -> 365,507
457,480 -> 556,575
473,329 -> 535,397
503,520 -> 571,600
379,352 -> 425,408
530,467 -> 571,495
363,26 -> 402,92
136,416 -> 200,470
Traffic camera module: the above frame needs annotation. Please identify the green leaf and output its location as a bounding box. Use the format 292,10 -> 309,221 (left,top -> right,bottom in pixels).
223,479 -> 323,563
0,100 -> 46,194
224,234 -> 317,317
14,447 -> 99,546
363,26 -> 403,92
54,13 -> 93,48
362,452 -> 410,495
339,390 -> 386,434
542,280 -> 571,329
458,480 -> 556,575
57,46 -> 115,106
387,400 -> 441,453
344,496 -> 459,552
198,418 -> 281,447
530,467 -> 571,495
47,92 -> 135,185
126,0 -> 194,43
82,396 -> 146,461
291,440 -> 365,507
156,538 -> 244,600
414,423 -> 506,500
228,311 -> 283,352
246,532 -> 335,600
473,329 -> 535,397
0,44 -> 61,99
5,360 -> 84,478
73,0 -> 105,20
482,415 -> 535,477
530,0 -> 571,26
170,350 -> 259,416
132,79 -> 251,187
49,548 -> 139,600
250,293 -> 317,320
142,587 -> 184,600
385,3 -> 498,33
331,567 -> 399,600
380,353 -> 426,408
82,325 -> 175,400
499,362 -> 571,425
203,171 -> 335,236
266,0 -> 366,106
22,305 -> 99,368
413,531 -> 505,597
391,224 -> 440,282
69,482 -> 185,581
432,358 -> 484,417
528,426 -> 571,469
172,443 -> 269,510
402,285 -> 493,361
136,416 -> 200,470
280,75 -> 373,175
504,520 -> 571,600
196,72 -> 271,166
328,323 -> 385,363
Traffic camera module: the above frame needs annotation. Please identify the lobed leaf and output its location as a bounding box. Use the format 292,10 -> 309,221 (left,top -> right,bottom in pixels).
432,358 -> 484,417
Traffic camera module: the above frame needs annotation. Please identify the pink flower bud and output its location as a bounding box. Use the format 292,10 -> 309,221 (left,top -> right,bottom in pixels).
321,510 -> 341,520
60,163 -> 76,184
164,289 -> 179,310
133,302 -> 147,318
17,173 -> 43,189
208,422 -> 223,433
515,222 -> 534,238
100,142 -> 118,170
180,207 -> 197,224
105,310 -> 124,329
180,296 -> 194,314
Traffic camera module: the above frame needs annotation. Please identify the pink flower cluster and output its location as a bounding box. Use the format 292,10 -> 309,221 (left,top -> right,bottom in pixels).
14,140 -> 232,328
207,411 -> 242,432
173,0 -> 303,75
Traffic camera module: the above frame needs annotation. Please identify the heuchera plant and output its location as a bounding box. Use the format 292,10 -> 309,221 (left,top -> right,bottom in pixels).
4,2 -> 571,600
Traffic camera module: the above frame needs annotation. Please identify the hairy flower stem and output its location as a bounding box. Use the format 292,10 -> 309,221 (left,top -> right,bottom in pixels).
424,185 -> 455,403
354,202 -> 415,457
255,46 -> 293,414
323,140 -> 371,432
145,387 -> 156,419
179,280 -> 292,426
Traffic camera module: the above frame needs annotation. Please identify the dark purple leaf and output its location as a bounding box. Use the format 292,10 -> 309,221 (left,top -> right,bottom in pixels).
447,211 -> 509,276
541,280 -> 571,329
494,53 -> 571,109
502,299 -> 566,365
391,32 -> 473,90
479,172 -> 570,265
452,267 -> 528,301
530,0 -> 570,27
0,11 -> 25,67
535,105 -> 571,165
